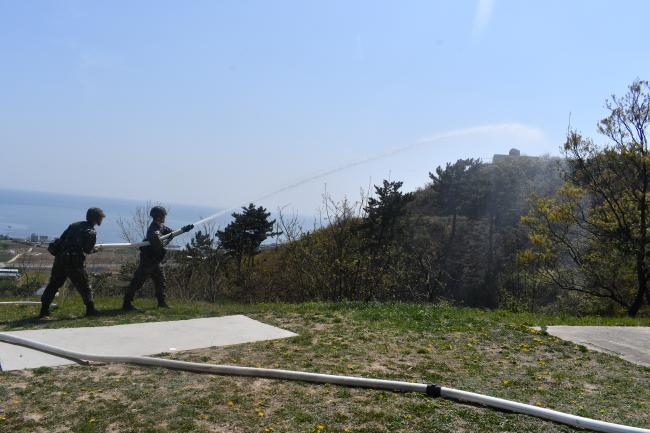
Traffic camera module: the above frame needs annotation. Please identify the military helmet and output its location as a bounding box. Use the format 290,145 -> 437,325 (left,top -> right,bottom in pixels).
86,207 -> 106,223
150,206 -> 167,219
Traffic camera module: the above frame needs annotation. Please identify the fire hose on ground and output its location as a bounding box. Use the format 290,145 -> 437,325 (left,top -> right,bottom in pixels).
0,302 -> 56,307
0,333 -> 647,433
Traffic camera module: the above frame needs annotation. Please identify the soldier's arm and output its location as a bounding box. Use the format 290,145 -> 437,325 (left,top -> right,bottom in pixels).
161,224 -> 194,245
148,229 -> 165,252
159,225 -> 175,245
81,228 -> 97,254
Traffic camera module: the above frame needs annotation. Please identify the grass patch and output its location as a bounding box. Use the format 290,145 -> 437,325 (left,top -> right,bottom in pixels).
1,297 -> 649,432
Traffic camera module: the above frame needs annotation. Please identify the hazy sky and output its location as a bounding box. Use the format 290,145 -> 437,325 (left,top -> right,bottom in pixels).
1,1 -> 648,215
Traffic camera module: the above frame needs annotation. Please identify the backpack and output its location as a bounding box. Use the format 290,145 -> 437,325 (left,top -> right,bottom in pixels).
47,237 -> 63,256
47,224 -> 74,256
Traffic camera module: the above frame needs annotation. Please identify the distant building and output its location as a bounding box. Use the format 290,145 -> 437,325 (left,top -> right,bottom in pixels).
29,233 -> 49,243
492,148 -> 539,163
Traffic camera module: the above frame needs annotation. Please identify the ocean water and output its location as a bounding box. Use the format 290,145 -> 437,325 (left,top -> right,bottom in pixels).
0,189 -> 224,244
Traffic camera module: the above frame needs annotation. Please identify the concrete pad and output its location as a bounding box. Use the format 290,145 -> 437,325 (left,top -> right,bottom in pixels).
0,315 -> 297,371
543,326 -> 650,367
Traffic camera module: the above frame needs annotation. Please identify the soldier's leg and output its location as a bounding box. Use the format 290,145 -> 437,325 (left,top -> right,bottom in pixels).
40,257 -> 67,317
67,261 -> 98,316
150,263 -> 168,307
123,260 -> 152,309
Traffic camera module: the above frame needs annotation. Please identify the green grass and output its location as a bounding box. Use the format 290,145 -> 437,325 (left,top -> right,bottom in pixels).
1,297 -> 649,432
0,253 -> 13,262
0,240 -> 20,262
0,250 -> 14,262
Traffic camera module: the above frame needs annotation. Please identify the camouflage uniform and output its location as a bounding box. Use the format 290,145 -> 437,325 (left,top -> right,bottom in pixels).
40,221 -> 97,315
123,221 -> 174,307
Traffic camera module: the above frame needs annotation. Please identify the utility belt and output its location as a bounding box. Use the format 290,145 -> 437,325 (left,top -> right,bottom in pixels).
56,249 -> 86,264
139,249 -> 166,263
61,248 -> 85,256
140,251 -> 165,262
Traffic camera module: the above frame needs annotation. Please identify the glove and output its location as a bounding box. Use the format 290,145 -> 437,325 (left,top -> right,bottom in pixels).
182,224 -> 194,233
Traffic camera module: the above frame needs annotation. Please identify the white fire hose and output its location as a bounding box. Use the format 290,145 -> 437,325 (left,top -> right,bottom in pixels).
96,208 -> 232,249
95,226 -> 186,249
0,302 -> 56,307
0,333 -> 647,433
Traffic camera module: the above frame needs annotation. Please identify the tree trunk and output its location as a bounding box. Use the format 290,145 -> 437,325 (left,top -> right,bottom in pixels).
629,253 -> 647,317
630,159 -> 649,317
429,212 -> 458,302
483,214 -> 496,307
628,284 -> 645,317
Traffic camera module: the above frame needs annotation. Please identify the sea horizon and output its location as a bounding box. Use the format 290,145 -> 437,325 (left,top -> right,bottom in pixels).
0,188 -> 224,244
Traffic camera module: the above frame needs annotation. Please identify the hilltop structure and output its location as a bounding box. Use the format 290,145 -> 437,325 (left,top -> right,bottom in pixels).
492,148 -> 540,163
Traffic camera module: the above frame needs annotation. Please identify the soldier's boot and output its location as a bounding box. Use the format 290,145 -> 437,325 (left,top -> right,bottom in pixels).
122,296 -> 139,312
85,302 -> 100,317
39,284 -> 58,319
38,303 -> 51,319
157,298 -> 169,308
122,301 -> 139,311
122,283 -> 139,311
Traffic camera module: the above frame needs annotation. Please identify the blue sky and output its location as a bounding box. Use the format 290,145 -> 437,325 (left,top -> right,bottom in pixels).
1,1 -> 648,214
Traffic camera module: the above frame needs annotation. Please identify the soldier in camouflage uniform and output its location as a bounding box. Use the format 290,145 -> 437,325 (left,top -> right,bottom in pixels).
122,206 -> 192,311
39,207 -> 106,318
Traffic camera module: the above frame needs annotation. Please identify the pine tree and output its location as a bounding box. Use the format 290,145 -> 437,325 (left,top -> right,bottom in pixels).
216,203 -> 280,276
